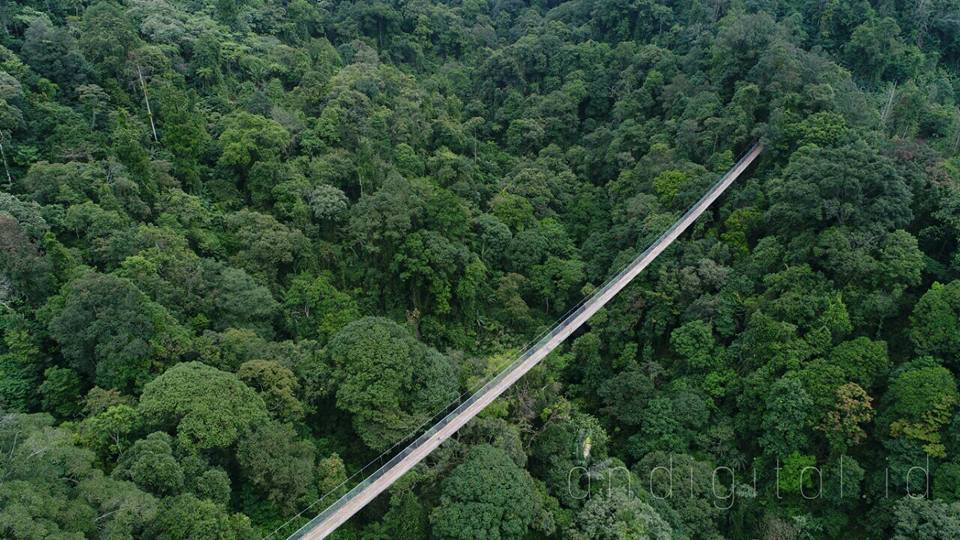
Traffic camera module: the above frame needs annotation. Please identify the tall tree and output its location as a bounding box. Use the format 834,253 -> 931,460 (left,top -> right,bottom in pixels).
43,272 -> 190,391
430,445 -> 543,540
138,362 -> 269,450
327,317 -> 458,450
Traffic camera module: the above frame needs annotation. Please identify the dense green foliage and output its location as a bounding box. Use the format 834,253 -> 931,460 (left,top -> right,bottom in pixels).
1,0 -> 960,538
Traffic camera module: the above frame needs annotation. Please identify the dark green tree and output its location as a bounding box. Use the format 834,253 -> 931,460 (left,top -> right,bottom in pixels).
430,445 -> 542,540
138,362 -> 269,450
327,317 -> 458,450
43,272 -> 190,390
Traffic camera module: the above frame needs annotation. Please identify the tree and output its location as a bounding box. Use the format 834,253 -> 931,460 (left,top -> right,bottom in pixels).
370,485 -> 429,539
215,112 -> 292,205
138,362 -> 269,450
766,141 -> 912,235
430,445 -> 541,540
796,111 -> 848,147
204,267 -> 279,337
236,421 -> 316,512
392,229 -> 471,314
217,111 -> 290,171
652,170 -> 690,205
0,412 -> 157,539
844,17 -> 923,85
829,337 -> 890,389
77,84 -> 108,129
933,462 -> 960,503
112,432 -> 184,497
818,383 -> 875,454
882,360 -> 959,457
224,210 -> 308,284
0,414 -> 92,537
0,310 -> 45,412
568,488 -> 672,540
328,317 -> 458,450
529,256 -> 586,314
0,195 -> 54,301
315,452 -> 348,502
78,1 -> 138,79
78,474 -> 159,539
812,227 -> 923,326
281,273 -> 360,344
891,497 -> 960,539
531,412 -> 609,507
146,494 -> 255,540
910,281 -> 960,368
191,328 -> 274,372
43,272 -> 190,391
760,377 -> 814,458
237,359 -> 304,421
83,386 -> 134,416
76,403 -> 141,462
778,452 -> 818,496
634,452 -> 726,537
0,71 -> 24,147
308,184 -> 349,222
20,16 -> 88,86
670,320 -> 720,372
191,468 -> 232,505
472,213 -> 512,266
347,175 -> 427,264
629,390 -> 710,459
38,366 -> 82,419
118,249 -> 278,338
490,191 -> 535,231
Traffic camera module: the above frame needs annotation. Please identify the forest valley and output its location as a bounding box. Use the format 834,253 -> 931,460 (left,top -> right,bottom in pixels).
2,0 -> 960,539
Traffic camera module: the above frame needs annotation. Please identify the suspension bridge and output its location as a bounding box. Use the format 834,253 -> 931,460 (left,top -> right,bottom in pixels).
285,141 -> 764,539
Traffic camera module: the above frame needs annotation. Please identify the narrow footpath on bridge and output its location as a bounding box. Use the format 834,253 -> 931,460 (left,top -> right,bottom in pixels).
286,141 -> 765,540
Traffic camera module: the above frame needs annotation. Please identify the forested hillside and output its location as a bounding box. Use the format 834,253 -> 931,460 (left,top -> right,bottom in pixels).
1,0 -> 960,538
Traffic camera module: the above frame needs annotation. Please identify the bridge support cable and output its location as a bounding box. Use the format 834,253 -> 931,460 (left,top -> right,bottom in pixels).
287,142 -> 764,540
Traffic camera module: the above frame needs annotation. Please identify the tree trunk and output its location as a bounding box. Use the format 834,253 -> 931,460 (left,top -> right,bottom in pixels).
0,131 -> 12,187
953,108 -> 960,154
138,65 -> 159,143
879,82 -> 897,130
